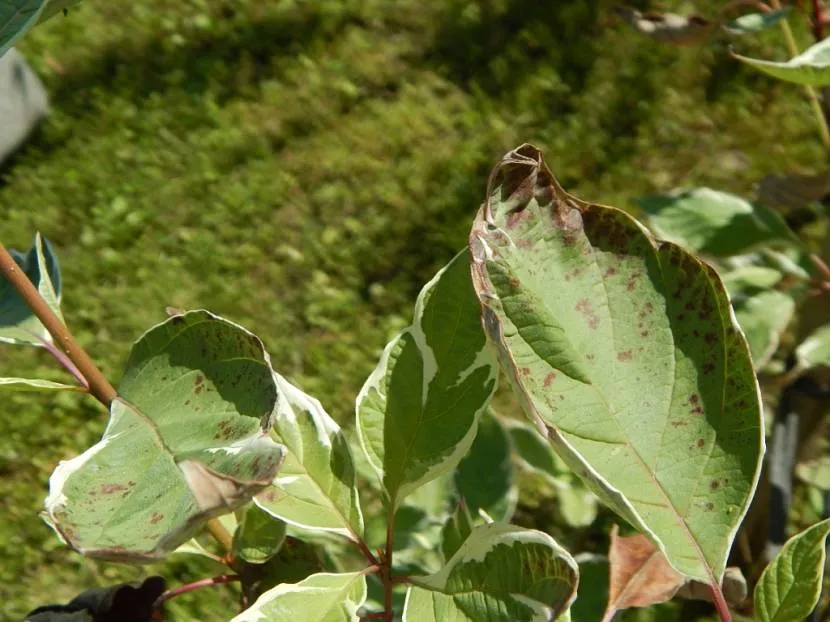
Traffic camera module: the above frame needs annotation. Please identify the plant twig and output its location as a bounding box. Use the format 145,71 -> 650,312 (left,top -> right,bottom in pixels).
383,506 -> 396,622
710,583 -> 733,622
354,533 -> 380,567
1,241 -> 234,555
769,0 -> 830,150
153,574 -> 241,609
0,243 -> 116,406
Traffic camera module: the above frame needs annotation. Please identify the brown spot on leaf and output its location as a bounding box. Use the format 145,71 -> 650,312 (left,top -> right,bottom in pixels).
544,373 -> 556,388
670,420 -> 688,428
575,298 -> 599,330
710,480 -> 719,491
509,277 -> 521,288
689,394 -> 699,405
195,385 -> 203,395
696,438 -> 705,448
604,267 -> 617,278
704,332 -> 716,345
520,367 -> 531,376
705,502 -> 714,511
617,351 -> 633,362
702,362 -> 715,375
100,483 -> 129,495
640,331 -> 649,337
194,374 -> 204,387
150,512 -> 163,524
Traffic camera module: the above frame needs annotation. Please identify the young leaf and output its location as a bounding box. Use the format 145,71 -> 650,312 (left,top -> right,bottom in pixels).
403,522 -> 578,622
754,518 -> 830,622
231,571 -> 367,622
255,372 -> 364,540
470,145 -> 764,585
605,525 -> 687,619
0,377 -> 81,391
734,38 -> 830,86
454,411 -> 517,523
440,501 -> 474,562
796,454 -> 830,489
723,7 -> 792,35
637,188 -> 799,257
794,323 -> 830,374
44,311 -> 285,561
232,503 -> 287,565
356,249 -> 499,510
0,232 -> 63,347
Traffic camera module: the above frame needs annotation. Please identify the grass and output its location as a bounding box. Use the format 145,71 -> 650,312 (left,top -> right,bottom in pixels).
0,0 -> 826,619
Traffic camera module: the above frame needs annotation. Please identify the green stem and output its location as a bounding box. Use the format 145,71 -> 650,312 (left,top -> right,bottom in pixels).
770,0 -> 830,151
0,242 -> 117,406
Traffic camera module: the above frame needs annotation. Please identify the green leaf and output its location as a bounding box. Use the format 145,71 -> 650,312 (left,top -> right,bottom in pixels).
721,266 -> 784,294
734,37 -> 830,86
454,411 -> 517,522
470,145 -> 764,584
637,187 -> 799,257
723,7 -> 791,35
172,538 -> 219,561
403,522 -> 578,622
43,311 -> 285,561
0,233 -> 63,347
732,290 -> 795,369
796,454 -> 830,489
232,503 -> 287,565
795,323 -> 830,373
0,377 -> 81,391
356,249 -> 499,510
255,372 -> 364,540
754,518 -> 830,622
0,0 -> 46,58
231,571 -> 366,622
440,501 -> 474,562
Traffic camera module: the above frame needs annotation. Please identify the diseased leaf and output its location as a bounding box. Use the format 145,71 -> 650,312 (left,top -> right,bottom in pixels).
754,518 -> 830,622
403,523 -> 578,622
637,187 -> 799,257
255,372 -> 364,540
231,571 -> 366,622
723,7 -> 791,35
440,501 -> 474,562
0,377 -> 81,391
232,503 -> 286,565
794,323 -> 830,374
470,145 -> 764,586
605,525 -> 687,617
44,311 -> 285,561
614,8 -> 713,45
0,232 -> 62,347
454,411 -> 517,523
734,37 -> 830,86
356,249 -> 499,510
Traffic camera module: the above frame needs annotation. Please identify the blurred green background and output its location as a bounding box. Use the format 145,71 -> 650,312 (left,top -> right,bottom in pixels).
0,0 -> 824,619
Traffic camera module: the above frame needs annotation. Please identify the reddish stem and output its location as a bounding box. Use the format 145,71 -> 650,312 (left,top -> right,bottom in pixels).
353,532 -> 380,567
37,336 -> 89,389
812,0 -> 825,41
153,574 -> 241,609
383,506 -> 396,622
710,583 -> 733,622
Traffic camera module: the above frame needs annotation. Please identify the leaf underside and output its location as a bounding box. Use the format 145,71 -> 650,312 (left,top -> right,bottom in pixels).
469,144 -> 764,584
